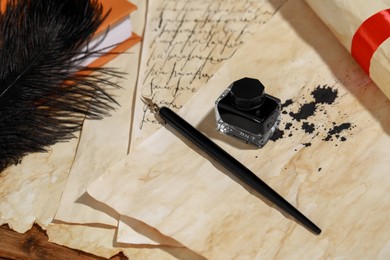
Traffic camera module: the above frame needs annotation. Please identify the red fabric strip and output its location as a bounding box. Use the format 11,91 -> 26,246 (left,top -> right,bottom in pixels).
351,9 -> 390,75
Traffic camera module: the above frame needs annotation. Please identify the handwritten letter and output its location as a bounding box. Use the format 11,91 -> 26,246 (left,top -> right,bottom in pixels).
131,0 -> 285,147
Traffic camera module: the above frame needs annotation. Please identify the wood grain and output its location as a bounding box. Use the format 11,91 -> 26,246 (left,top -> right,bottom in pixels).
0,224 -> 127,260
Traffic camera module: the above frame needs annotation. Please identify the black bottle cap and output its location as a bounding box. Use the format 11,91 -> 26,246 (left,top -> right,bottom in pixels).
230,77 -> 265,111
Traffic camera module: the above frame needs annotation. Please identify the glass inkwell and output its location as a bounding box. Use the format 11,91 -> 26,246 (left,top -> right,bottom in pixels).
215,77 -> 281,147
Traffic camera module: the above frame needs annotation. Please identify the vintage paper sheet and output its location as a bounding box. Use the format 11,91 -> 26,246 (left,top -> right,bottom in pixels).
88,0 -> 390,258
51,45 -> 164,247
305,0 -> 390,100
54,0 -> 150,227
130,0 -> 286,148
47,0 -> 169,253
0,139 -> 78,233
48,0 -> 160,251
53,41 -> 140,227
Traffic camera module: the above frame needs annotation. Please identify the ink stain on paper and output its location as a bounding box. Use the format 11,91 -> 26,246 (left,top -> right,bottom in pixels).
289,102 -> 316,121
323,123 -> 352,141
271,84 -> 355,146
313,86 -> 339,104
302,122 -> 315,134
271,129 -> 285,141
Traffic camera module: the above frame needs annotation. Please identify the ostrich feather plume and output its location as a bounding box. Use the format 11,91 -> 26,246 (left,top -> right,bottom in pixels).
0,0 -> 122,171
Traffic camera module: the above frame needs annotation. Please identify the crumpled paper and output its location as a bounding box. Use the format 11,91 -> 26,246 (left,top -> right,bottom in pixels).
87,0 -> 390,258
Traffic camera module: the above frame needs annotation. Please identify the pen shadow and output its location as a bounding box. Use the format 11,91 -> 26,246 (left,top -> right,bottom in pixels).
55,192 -> 206,259
163,110 -> 319,235
270,0 -> 390,135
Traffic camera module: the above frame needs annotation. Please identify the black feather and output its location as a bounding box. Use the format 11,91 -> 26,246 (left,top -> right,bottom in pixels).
0,0 -> 122,171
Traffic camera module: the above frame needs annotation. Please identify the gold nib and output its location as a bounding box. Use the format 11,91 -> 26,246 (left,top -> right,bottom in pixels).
141,96 -> 160,113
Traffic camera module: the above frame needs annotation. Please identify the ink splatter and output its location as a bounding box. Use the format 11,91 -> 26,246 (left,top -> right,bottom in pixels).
312,86 -> 338,104
271,84 -> 355,147
302,122 -> 315,134
281,99 -> 293,109
286,85 -> 338,122
289,102 -> 316,121
323,123 -> 352,141
270,128 -> 284,141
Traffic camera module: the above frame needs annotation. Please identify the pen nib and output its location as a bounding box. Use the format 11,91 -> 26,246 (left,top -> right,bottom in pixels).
141,96 -> 160,113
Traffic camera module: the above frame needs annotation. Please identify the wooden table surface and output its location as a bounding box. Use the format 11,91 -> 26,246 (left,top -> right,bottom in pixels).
0,224 -> 127,260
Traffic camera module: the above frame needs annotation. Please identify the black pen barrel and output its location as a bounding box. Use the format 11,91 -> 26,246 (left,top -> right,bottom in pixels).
159,106 -> 321,235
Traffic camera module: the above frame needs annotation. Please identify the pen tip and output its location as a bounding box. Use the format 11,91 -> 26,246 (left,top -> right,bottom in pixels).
141,96 -> 159,113
313,226 -> 322,235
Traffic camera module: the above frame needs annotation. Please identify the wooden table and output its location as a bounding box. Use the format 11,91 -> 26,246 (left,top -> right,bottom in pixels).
0,224 -> 126,260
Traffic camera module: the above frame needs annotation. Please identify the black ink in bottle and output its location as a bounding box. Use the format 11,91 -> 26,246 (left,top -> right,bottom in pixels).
215,77 -> 281,147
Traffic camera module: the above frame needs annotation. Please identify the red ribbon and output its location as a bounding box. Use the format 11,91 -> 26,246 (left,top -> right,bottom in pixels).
351,9 -> 390,75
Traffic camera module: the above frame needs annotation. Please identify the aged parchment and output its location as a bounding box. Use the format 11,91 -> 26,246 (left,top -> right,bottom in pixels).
0,139 -> 78,233
130,0 -> 286,148
53,41 -> 140,227
88,0 -> 390,258
47,0 -> 161,252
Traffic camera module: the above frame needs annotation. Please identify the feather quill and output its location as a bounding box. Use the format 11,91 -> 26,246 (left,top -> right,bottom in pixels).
0,0 -> 122,171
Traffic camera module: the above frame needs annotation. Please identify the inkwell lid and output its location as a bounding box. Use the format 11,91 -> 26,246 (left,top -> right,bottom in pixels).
229,77 -> 265,111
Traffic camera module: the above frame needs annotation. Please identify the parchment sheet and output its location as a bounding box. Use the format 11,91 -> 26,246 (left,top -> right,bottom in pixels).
88,0 -> 390,258
0,139 -> 78,233
48,0 -> 161,251
130,0 -> 287,148
53,43 -> 140,226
